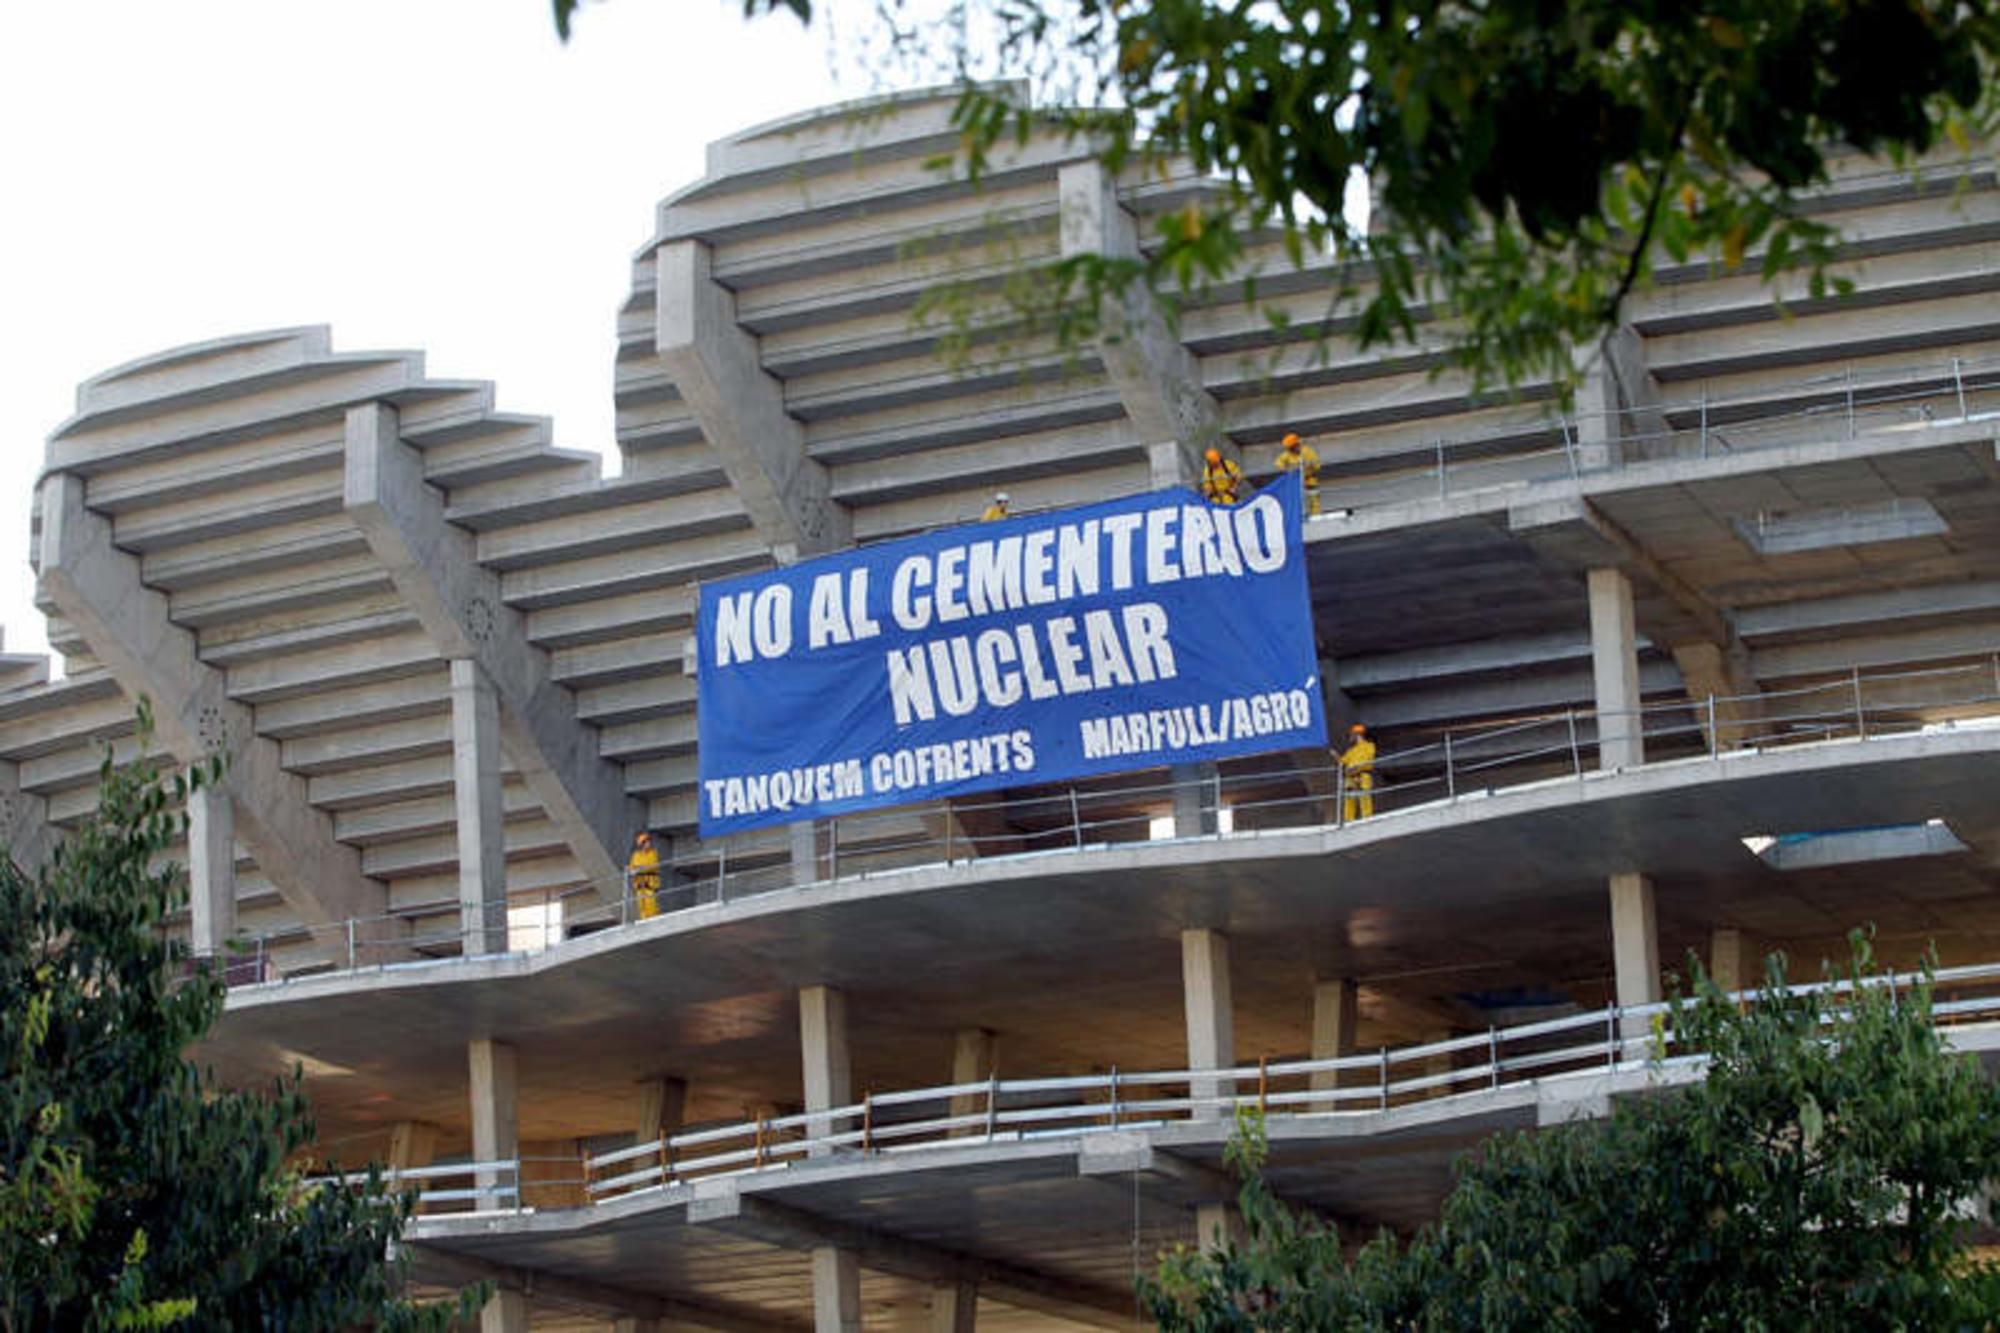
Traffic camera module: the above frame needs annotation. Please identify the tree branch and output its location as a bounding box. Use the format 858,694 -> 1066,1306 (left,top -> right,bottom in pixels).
1603,98 -> 1697,324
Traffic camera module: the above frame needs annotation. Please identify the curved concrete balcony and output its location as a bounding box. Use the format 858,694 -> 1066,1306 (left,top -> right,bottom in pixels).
376,965 -> 2000,1331
202,668 -> 2000,1146
212,656 -> 2000,984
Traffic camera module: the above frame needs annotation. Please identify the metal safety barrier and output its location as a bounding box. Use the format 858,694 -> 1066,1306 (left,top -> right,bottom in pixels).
1289,348 -> 2000,509
353,960 -> 2000,1216
204,652 -> 2000,984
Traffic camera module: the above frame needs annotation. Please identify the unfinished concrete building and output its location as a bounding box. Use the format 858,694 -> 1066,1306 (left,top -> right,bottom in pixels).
15,89 -> 2000,1329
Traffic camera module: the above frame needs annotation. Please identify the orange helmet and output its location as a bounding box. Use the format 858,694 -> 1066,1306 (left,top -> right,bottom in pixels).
1282,432 -> 1301,449
1204,448 -> 1222,464
1349,723 -> 1367,735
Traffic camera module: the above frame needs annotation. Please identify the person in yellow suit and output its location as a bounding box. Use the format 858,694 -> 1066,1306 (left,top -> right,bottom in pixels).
628,830 -> 662,919
1339,723 -> 1376,821
981,491 -> 1011,521
1274,432 -> 1321,516
1200,447 -> 1245,505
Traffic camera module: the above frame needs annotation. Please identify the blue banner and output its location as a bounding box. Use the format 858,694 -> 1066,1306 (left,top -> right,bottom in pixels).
696,470 -> 1326,836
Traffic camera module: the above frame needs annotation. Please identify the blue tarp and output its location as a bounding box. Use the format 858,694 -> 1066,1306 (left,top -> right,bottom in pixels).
695,470 -> 1327,836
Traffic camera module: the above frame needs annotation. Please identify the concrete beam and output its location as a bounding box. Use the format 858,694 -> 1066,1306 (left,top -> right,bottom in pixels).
0,759 -> 60,878
1735,579 -> 2000,640
1077,1131 -> 1360,1242
654,239 -> 849,559
408,1246 -> 806,1333
36,471 -> 386,931
1609,873 -> 1660,1042
688,1190 -> 1140,1331
1059,159 -> 1227,473
1574,326 -> 1672,469
1509,494 -> 1735,651
1671,641 -> 1761,750
1589,568 -> 1645,771
345,402 -> 642,906
1075,1132 -> 1235,1206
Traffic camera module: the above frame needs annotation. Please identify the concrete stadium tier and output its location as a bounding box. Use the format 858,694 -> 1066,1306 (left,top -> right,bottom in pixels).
18,87 -> 2000,1329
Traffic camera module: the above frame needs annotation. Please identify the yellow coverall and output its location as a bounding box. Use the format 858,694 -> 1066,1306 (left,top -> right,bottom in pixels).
628,839 -> 662,919
1200,457 -> 1246,505
981,500 -> 1009,521
1339,735 -> 1376,821
1275,440 -> 1321,516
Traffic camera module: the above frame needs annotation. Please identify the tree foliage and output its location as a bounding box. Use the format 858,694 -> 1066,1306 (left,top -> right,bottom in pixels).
555,0 -> 2000,395
1143,935 -> 2000,1330
0,709 -> 477,1332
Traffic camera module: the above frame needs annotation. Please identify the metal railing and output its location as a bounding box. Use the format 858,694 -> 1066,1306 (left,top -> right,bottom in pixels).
1296,350 -> 2000,510
660,653 -> 2000,904
347,959 -> 2000,1216
206,653 -> 2000,983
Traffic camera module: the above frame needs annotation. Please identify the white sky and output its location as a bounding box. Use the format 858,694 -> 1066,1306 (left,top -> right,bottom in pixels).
0,0 -> 850,666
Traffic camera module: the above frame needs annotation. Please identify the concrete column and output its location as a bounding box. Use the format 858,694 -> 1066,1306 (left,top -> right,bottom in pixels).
799,985 -> 852,1153
1588,568 -> 1645,770
186,783 -> 236,957
1317,658 -> 1361,738
386,1120 -> 437,1174
451,659 -> 508,955
480,1288 -> 527,1333
1147,440 -> 1191,489
790,819 -> 831,885
929,1280 -> 977,1333
1710,927 -> 1760,996
811,1245 -> 862,1333
1195,1202 -> 1237,1255
469,1039 -> 519,1203
1171,764 -> 1218,836
637,1076 -> 689,1145
1181,928 -> 1235,1118
1309,977 -> 1359,1104
1608,873 -> 1660,1044
949,1028 -> 997,1135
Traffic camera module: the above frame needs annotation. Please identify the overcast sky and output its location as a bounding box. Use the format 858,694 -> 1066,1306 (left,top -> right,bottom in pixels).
0,0 -> 849,667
